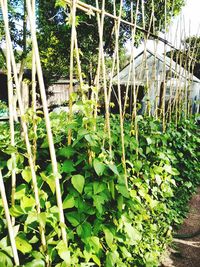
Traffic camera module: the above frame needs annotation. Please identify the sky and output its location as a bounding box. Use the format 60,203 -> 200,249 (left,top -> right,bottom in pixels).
128,0 -> 200,54
167,0 -> 200,46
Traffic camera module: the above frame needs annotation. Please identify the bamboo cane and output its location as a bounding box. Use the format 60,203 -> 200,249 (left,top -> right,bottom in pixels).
121,0 -> 140,156
16,0 -> 27,110
26,0 -> 68,247
130,0 -> 139,156
141,0 -> 152,117
151,0 -> 160,120
31,0 -> 37,165
5,11 -> 16,225
130,11 -> 152,121
74,32 -> 84,97
170,17 -> 183,125
1,0 -> 47,254
114,0 -> 128,185
106,0 -> 117,110
93,0 -> 102,127
166,37 -> 175,124
165,4 -> 178,124
183,20 -> 191,119
0,170 -> 19,266
96,0 -> 112,155
177,16 -> 188,121
122,0 -> 139,118
93,37 -> 101,128
175,17 -> 185,124
68,0 -> 77,145
161,0 -> 167,132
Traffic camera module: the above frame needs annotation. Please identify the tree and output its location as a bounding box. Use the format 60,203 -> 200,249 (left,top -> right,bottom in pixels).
0,0 -> 185,84
167,36 -> 200,79
183,36 -> 200,79
37,0 -> 185,84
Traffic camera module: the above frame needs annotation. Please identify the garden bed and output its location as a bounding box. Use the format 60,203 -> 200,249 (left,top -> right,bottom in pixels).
0,112 -> 199,266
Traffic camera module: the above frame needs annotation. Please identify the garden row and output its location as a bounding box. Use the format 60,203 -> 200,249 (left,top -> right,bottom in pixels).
0,111 -> 199,266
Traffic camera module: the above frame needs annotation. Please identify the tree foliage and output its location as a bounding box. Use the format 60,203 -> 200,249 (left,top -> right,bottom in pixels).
0,0 -> 185,81
37,0 -> 185,83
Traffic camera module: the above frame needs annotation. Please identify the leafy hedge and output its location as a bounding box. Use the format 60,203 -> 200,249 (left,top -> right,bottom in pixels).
0,112 -> 199,266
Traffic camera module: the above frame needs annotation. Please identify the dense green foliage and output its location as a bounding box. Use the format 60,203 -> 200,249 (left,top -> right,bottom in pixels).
0,111 -> 199,266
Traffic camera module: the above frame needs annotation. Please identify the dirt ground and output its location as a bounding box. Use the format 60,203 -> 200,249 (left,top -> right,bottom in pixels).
161,187 -> 200,267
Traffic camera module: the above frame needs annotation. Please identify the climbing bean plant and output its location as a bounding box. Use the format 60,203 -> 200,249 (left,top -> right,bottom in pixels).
0,110 -> 199,267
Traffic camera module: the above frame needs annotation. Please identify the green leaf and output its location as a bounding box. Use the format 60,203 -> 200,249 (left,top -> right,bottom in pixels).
38,212 -> 47,228
3,145 -> 17,155
15,184 -> 27,200
21,195 -> 36,210
93,195 -> 106,214
29,235 -> 39,244
116,185 -> 129,198
22,167 -> 32,183
57,146 -> 75,158
91,255 -> 101,266
25,211 -> 38,226
163,164 -> 173,174
85,134 -> 96,146
185,181 -> 193,188
117,195 -> 124,212
32,251 -> 45,260
0,251 -> 13,267
71,174 -> 85,194
77,222 -> 92,239
153,166 -> 163,174
163,165 -> 180,175
62,160 -> 75,173
66,212 -> 80,227
134,160 -> 142,172
93,159 -> 105,176
124,222 -> 142,245
171,168 -> 180,176
155,174 -> 162,186
93,182 -> 106,195
55,0 -> 66,8
24,259 -> 45,267
56,241 -> 71,264
7,157 -> 16,171
106,252 -> 118,267
108,180 -> 115,199
108,164 -> 119,175
40,172 -> 56,194
104,228 -> 114,249
10,205 -> 24,217
16,234 -> 32,254
63,195 -> 75,209
120,246 -> 132,258
146,137 -> 152,145
89,236 -> 102,253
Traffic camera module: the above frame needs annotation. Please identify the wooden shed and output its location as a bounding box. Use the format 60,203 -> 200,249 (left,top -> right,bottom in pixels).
47,79 -> 78,107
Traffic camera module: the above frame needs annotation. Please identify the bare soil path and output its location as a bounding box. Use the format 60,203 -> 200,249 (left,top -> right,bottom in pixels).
162,187 -> 200,267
